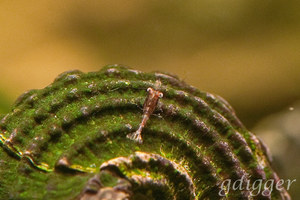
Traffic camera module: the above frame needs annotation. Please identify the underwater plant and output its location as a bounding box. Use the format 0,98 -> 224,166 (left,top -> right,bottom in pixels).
0,65 -> 290,199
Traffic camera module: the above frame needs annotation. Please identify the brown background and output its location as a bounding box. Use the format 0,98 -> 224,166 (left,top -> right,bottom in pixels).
0,1 -> 299,198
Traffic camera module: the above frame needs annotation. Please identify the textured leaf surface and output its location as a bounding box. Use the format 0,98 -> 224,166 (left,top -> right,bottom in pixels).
0,65 -> 290,199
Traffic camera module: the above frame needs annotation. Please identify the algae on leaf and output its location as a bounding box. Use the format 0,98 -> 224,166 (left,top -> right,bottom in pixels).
0,65 -> 290,199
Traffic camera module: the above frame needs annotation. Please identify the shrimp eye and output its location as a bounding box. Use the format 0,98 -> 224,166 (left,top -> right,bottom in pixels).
147,88 -> 153,93
158,92 -> 163,98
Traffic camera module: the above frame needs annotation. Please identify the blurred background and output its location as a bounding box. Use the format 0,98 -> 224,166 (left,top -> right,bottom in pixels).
0,0 -> 299,198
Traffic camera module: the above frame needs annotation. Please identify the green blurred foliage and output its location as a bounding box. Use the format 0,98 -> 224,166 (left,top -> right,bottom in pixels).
0,89 -> 12,114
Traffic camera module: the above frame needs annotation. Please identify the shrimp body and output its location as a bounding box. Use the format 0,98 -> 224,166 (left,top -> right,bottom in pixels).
127,87 -> 163,143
